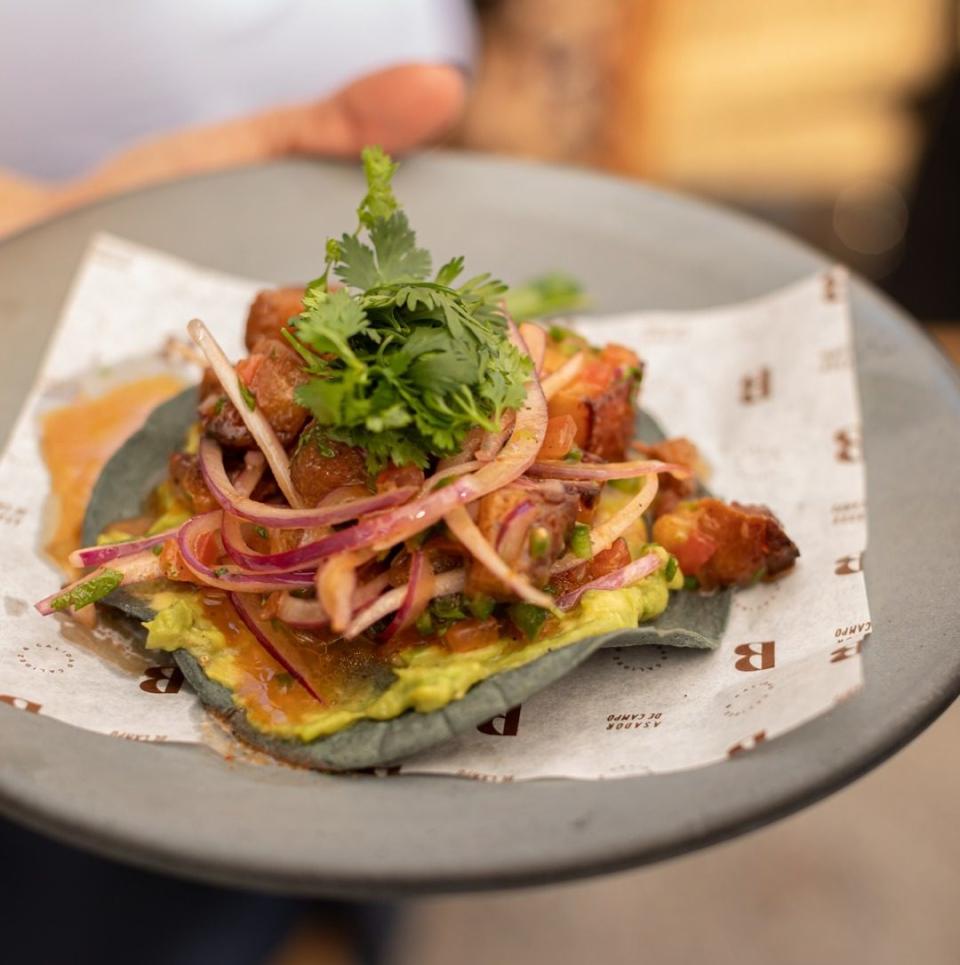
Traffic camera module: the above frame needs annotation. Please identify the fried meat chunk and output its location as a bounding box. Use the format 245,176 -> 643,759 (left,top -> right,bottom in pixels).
244,287 -> 305,350
465,481 -> 579,600
199,337 -> 310,449
652,498 -> 799,590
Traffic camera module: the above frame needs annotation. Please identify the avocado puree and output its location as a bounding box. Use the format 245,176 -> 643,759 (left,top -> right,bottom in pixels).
144,558 -> 680,743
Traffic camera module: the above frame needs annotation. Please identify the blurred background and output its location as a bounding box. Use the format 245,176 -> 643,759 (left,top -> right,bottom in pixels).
450,0 -> 959,327
3,0 -> 959,963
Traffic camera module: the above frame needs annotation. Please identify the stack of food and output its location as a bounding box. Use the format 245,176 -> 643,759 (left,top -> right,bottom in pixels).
37,148 -> 798,769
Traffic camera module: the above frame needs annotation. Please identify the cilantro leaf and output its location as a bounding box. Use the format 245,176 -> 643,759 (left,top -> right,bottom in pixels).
293,290 -> 368,369
291,148 -> 532,471
504,272 -> 586,321
435,255 -> 464,287
357,146 -> 399,227
368,212 -> 431,283
336,234 -> 380,290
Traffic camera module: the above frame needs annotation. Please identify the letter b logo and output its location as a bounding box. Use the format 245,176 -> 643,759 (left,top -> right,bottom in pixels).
139,666 -> 185,694
478,705 -> 522,736
734,642 -> 775,672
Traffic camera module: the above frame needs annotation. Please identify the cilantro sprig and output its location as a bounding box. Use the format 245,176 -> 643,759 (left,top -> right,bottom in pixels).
290,147 -> 532,470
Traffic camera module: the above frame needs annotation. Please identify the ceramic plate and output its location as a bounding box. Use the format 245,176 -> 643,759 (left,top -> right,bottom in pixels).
1,154 -> 958,896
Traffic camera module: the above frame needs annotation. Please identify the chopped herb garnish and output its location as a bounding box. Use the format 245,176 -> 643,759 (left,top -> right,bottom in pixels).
504,274 -> 586,322
430,593 -> 468,623
50,569 -> 123,612
290,147 -> 531,472
564,447 -> 584,463
569,522 -> 592,559
213,566 -> 229,577
254,526 -> 268,539
213,396 -> 227,415
237,377 -> 256,411
415,612 -> 434,636
274,672 -> 295,690
151,544 -> 163,556
683,574 -> 700,591
664,555 -> 679,582
528,526 -> 550,559
507,602 -> 549,641
467,594 -> 495,620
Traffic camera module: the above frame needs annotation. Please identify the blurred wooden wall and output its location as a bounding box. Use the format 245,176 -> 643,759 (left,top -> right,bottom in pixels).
456,0 -> 954,203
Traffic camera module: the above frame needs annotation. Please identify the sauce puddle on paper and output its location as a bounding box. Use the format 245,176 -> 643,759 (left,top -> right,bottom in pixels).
40,374 -> 184,575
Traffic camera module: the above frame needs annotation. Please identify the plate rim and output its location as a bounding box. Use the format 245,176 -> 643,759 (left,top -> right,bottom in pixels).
1,151 -> 958,895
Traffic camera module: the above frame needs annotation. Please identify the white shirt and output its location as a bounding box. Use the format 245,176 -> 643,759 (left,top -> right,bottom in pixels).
0,0 -> 475,179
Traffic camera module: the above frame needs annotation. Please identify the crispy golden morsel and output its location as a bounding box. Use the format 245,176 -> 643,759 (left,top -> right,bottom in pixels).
653,498 -> 799,590
244,287 -> 305,351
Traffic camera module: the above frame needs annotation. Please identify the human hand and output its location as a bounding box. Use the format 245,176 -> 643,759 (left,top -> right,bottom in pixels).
1,64 -> 466,240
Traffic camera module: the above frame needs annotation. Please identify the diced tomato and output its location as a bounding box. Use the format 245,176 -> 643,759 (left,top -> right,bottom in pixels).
586,538 -> 631,580
538,415 -> 578,459
675,530 -> 716,575
672,529 -> 716,575
235,354 -> 264,384
653,510 -> 716,576
444,617 -> 501,652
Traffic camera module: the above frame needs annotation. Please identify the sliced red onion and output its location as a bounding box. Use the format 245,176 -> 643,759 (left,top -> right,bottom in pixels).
199,437 -> 416,530
436,428 -> 485,470
318,484 -> 371,506
476,410 -> 515,462
445,505 -> 557,612
556,552 -> 662,610
352,571 -> 392,611
495,499 -> 536,560
318,552 -> 367,633
345,569 -> 466,639
35,551 -> 164,616
220,513 -> 300,572
227,328 -> 549,567
68,526 -> 182,569
518,322 -> 547,373
68,449 -> 266,569
528,458 -> 690,481
275,572 -> 392,630
552,474 -> 660,574
177,512 -> 316,591
187,319 -> 304,508
422,460 -> 482,493
229,593 -> 324,702
233,450 -> 266,495
380,550 -> 436,640
541,351 -> 585,400
275,593 -> 327,629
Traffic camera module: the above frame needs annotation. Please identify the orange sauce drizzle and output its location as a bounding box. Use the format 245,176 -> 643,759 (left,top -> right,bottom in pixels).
197,591 -> 388,728
40,374 -> 184,573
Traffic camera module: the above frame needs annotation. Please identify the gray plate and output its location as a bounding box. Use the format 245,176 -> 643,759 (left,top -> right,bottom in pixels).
1,153 -> 958,897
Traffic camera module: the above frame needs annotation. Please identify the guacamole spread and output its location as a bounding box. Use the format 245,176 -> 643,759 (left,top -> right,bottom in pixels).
144,559 -> 679,743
